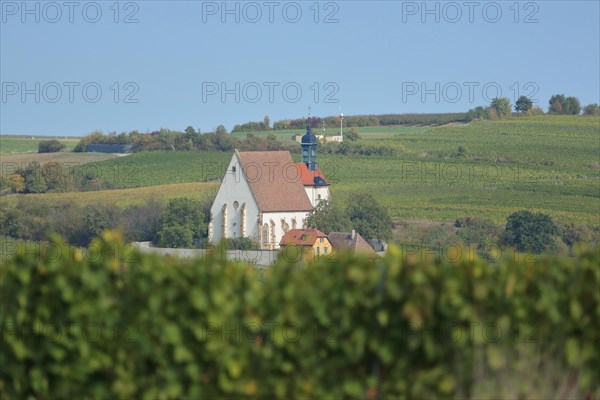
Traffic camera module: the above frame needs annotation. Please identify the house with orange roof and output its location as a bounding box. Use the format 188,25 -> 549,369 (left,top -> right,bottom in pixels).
279,229 -> 332,261
208,122 -> 331,249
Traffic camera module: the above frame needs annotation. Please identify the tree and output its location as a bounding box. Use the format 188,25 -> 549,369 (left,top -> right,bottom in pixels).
345,127 -> 360,141
120,199 -> 165,242
22,162 -> 47,193
548,94 -> 581,114
6,173 -> 25,193
465,106 -> 488,122
184,126 -> 196,136
305,200 -> 352,233
157,198 -> 208,248
563,97 -> 581,115
514,96 -> 533,114
347,194 -> 392,242
548,94 -> 566,114
264,115 -> 271,131
501,210 -> 559,253
158,225 -> 194,248
489,97 -> 512,119
216,125 -> 228,135
38,139 -> 66,153
82,204 -> 119,243
583,103 -> 600,116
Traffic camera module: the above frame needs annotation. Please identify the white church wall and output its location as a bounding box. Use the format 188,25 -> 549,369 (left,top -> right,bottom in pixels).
260,211 -> 310,249
304,186 -> 331,207
209,153 -> 260,243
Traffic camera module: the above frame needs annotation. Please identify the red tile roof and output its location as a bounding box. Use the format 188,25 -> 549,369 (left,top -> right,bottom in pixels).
280,229 -> 328,247
237,151 -> 313,212
295,162 -> 330,186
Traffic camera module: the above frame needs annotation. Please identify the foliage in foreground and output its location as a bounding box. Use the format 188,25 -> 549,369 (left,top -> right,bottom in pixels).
1,232 -> 598,399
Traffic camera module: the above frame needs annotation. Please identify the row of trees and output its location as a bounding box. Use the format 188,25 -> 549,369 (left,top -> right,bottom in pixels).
0,161 -> 117,195
306,196 -> 595,255
2,194 -> 595,255
271,113 -> 468,131
467,95 -> 599,121
231,116 -> 271,133
72,127 -> 299,154
0,197 -> 212,248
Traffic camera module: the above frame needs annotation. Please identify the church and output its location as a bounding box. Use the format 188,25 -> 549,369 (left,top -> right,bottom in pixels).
208,122 -> 331,249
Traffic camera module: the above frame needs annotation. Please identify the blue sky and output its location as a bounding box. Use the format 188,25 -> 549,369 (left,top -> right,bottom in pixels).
1,0 -> 599,135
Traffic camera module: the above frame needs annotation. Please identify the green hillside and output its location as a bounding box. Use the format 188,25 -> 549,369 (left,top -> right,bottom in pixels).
11,115 -> 599,225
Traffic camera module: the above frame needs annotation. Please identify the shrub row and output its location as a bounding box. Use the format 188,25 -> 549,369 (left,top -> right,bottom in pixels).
0,232 -> 598,399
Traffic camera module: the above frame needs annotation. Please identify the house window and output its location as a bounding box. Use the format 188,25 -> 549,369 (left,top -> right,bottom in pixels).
316,247 -> 320,255
324,247 -> 328,254
320,238 -> 324,243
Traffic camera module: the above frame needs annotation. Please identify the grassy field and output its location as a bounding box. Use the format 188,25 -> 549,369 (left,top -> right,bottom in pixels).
0,136 -> 79,153
3,182 -> 219,208
0,152 -> 118,168
5,115 -> 599,226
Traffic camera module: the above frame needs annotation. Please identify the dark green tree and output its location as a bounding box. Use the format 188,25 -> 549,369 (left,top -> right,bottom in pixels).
82,204 -> 119,244
347,194 -> 392,242
23,162 -> 47,193
38,139 -> 66,153
514,96 -> 533,113
215,125 -> 228,135
157,198 -> 208,248
158,225 -> 194,248
563,97 -> 581,115
465,106 -> 488,122
305,200 -> 352,234
501,210 -> 559,253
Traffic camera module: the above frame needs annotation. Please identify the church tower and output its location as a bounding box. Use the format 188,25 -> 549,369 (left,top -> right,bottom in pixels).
301,114 -> 318,171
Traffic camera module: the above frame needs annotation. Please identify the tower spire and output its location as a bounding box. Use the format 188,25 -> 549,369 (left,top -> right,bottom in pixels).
301,106 -> 318,171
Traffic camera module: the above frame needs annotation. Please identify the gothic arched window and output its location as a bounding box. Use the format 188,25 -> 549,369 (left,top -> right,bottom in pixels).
262,224 -> 269,248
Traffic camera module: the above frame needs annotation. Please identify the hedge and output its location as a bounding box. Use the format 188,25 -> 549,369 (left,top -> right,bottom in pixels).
0,231 -> 598,399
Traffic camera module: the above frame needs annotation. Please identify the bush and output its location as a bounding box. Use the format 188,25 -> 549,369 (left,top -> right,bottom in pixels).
222,237 -> 260,250
38,139 -> 66,153
156,198 -> 209,248
0,233 -> 598,399
501,210 -> 559,253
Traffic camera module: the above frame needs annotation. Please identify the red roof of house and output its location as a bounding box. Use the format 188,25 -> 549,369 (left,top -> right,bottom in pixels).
295,162 -> 330,186
280,229 -> 328,247
237,151 -> 314,212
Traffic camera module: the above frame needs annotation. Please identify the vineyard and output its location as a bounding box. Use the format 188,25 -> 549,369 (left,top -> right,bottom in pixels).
0,233 -> 598,398
1,182 -> 219,208
2,115 -> 598,225
61,115 -> 600,225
